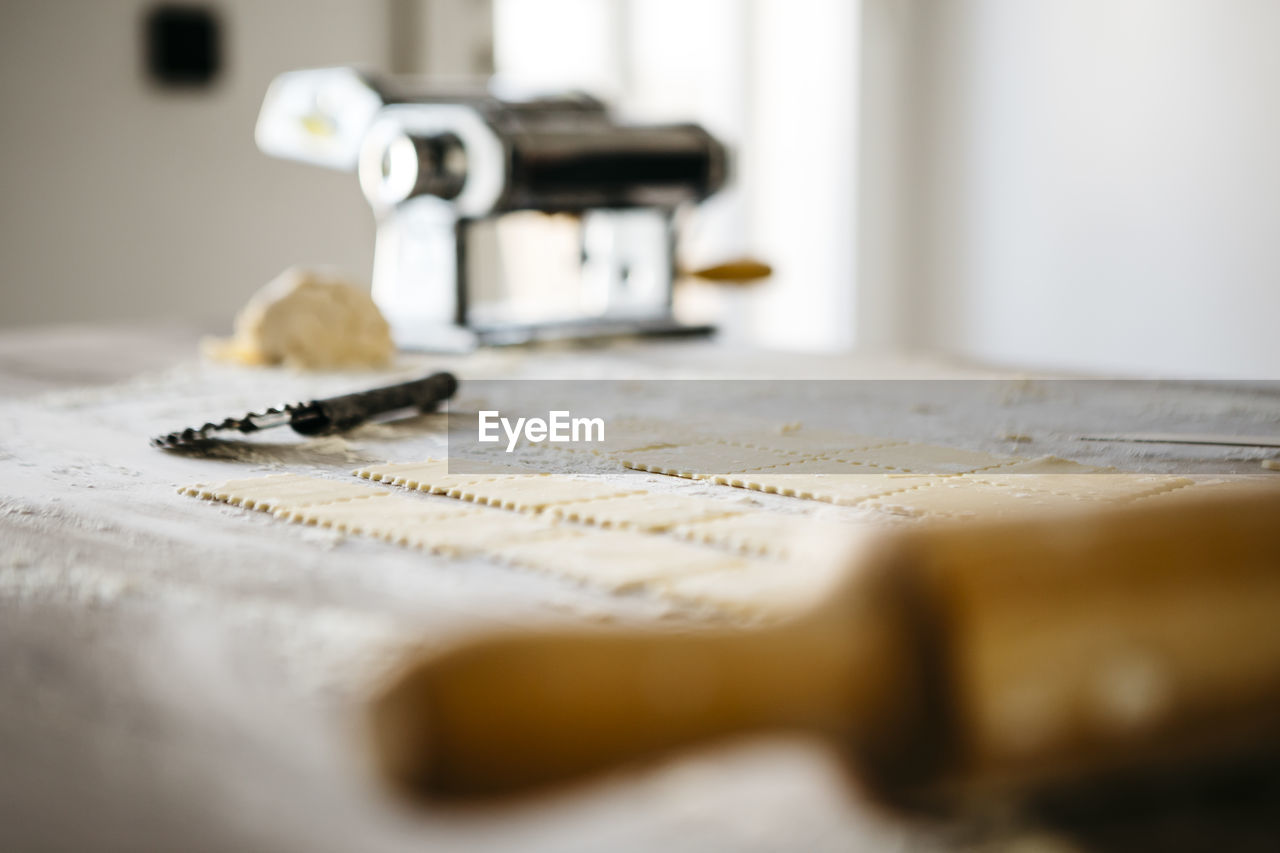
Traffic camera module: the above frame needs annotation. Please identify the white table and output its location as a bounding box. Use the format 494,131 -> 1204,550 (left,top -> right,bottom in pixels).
2,324 -> 1276,852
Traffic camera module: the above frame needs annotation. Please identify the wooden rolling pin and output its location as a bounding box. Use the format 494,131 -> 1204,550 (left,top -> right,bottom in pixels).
368,488 -> 1280,808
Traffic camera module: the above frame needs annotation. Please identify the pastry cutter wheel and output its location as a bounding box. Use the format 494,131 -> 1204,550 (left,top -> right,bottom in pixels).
152,371 -> 458,449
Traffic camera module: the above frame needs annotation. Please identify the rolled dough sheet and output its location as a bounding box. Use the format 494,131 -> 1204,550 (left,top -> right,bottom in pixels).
864,475 -> 1193,519
713,458 -> 900,482
355,458 -> 540,494
492,530 -> 751,593
670,512 -> 859,558
550,416 -> 806,456
713,462 -> 941,504
863,484 -> 1089,519
180,473 -> 388,512
659,556 -> 846,617
446,476 -> 647,511
277,491 -> 479,527
1130,476 -> 1280,505
825,444 -> 1023,475
535,418 -> 705,456
985,456 -> 1117,474
620,439 -> 1025,482
548,493 -> 747,531
721,428 -> 904,455
621,443 -> 802,479
182,473 -> 572,555
966,473 -> 1194,500
179,442 -> 1255,616
289,497 -> 570,554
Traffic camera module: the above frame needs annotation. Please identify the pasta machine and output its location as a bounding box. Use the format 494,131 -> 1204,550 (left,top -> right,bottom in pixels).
255,67 -> 728,350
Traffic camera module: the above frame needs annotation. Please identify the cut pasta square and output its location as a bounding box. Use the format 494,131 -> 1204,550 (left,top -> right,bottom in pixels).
549,493 -> 746,531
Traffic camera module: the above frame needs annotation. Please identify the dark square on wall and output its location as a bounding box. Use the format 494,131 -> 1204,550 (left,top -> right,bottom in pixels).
145,4 -> 222,87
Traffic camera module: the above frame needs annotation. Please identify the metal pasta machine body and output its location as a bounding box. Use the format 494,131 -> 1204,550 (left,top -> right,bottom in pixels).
256,67 -> 727,350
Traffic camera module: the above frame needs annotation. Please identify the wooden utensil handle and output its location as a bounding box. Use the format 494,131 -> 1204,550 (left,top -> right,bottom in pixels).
368,487 -> 1280,806
906,487 -> 1280,801
368,614 -> 905,800
369,536 -> 946,802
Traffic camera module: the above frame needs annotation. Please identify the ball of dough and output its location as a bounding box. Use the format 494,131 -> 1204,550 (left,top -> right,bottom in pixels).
204,267 -> 395,370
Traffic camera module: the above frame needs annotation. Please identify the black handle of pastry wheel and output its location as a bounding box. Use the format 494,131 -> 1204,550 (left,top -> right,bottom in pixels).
289,372 -> 459,436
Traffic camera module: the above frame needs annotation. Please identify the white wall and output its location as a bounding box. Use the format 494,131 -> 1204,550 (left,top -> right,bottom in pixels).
854,0 -> 927,352
744,0 -> 859,351
905,0 -> 1280,377
0,0 -> 389,330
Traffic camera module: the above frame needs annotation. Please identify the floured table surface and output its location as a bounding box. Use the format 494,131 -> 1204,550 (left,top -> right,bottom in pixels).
2,324 -> 1279,853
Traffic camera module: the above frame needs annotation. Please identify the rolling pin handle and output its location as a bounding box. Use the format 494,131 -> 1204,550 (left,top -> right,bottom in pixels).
367,553 -> 937,804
